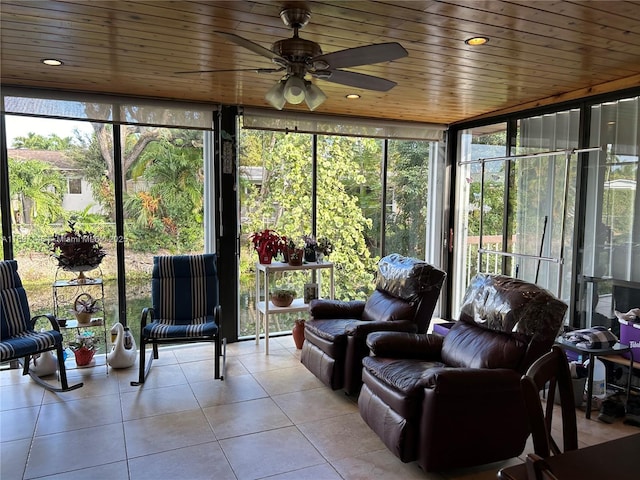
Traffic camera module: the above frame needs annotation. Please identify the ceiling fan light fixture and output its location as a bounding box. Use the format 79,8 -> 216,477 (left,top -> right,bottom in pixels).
284,75 -> 306,104
265,80 -> 286,110
304,82 -> 327,111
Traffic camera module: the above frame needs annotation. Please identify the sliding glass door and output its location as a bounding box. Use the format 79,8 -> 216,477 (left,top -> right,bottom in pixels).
579,96 -> 639,329
452,112 -> 579,317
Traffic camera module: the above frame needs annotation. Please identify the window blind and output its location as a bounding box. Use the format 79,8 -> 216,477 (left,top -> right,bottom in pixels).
242,107 -> 445,141
2,87 -> 216,130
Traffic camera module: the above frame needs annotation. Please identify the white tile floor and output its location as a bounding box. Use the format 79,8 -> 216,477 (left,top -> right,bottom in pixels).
1,336 -> 638,480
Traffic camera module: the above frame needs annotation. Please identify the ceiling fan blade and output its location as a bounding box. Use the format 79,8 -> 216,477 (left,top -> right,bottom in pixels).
313,42 -> 408,69
319,70 -> 397,92
214,31 -> 281,61
175,67 -> 283,74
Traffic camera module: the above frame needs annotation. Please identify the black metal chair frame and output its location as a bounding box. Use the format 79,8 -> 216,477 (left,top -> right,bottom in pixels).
130,254 -> 226,386
12,314 -> 84,392
1,259 -> 82,392
131,304 -> 226,386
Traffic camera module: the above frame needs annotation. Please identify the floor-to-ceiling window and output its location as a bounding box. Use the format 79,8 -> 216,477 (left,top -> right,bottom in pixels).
451,91 -> 640,328
237,128 -> 314,338
452,122 -> 508,315
1,89 -> 216,346
386,140 -> 435,259
452,112 -> 580,317
579,96 -> 639,330
5,116 -> 117,328
237,112 -> 445,339
118,124 -> 208,340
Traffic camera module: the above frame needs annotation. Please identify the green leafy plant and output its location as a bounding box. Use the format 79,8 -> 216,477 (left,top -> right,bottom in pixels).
270,286 -> 296,307
73,293 -> 100,314
315,236 -> 334,256
70,331 -> 99,351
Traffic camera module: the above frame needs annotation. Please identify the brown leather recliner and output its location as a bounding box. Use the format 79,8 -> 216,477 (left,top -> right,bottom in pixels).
358,273 -> 567,472
300,254 -> 446,395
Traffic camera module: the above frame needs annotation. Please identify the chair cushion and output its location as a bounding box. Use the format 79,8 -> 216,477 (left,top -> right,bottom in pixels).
143,316 -> 218,339
362,357 -> 445,417
362,290 -> 414,322
1,260 -> 32,338
441,319 -> 528,370
0,330 -> 62,362
151,254 -> 218,322
304,318 -> 358,343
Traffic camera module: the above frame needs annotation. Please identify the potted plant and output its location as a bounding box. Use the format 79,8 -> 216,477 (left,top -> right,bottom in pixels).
70,331 -> 100,366
48,221 -> 106,282
287,239 -> 304,266
270,286 -> 296,307
250,229 -> 283,264
302,234 -> 318,262
72,293 -> 100,324
315,236 -> 334,262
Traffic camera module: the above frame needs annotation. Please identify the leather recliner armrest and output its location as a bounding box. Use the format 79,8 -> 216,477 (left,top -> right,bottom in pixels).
366,332 -> 444,359
345,319 -> 417,338
309,299 -> 366,319
421,367 -> 522,393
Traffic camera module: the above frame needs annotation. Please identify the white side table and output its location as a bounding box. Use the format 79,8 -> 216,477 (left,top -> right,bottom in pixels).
255,261 -> 334,354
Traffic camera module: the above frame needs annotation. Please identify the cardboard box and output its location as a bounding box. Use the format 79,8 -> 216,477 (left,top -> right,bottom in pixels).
618,318 -> 640,361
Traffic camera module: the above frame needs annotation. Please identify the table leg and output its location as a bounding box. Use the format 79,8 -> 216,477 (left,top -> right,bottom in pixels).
586,353 -> 595,419
264,270 -> 269,355
626,352 -> 634,413
255,269 -> 260,345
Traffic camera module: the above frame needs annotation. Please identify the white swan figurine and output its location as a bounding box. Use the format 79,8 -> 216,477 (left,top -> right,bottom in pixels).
29,329 -> 58,376
107,323 -> 137,369
30,351 -> 58,376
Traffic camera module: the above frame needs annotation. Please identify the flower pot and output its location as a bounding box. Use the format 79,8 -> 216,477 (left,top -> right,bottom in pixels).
260,254 -> 273,264
74,311 -> 92,325
271,292 -> 294,307
288,248 -> 304,266
73,347 -> 95,366
292,319 -> 305,349
73,293 -> 96,324
304,247 -> 317,263
62,266 -> 99,284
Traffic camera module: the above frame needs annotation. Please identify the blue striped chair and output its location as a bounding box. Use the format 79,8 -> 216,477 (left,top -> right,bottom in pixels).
131,254 -> 226,385
0,260 -> 82,392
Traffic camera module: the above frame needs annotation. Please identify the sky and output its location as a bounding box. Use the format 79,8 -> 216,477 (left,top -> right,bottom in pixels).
5,115 -> 92,147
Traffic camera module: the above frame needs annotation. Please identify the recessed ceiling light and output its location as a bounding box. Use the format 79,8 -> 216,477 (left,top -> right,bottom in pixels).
346,94 -> 360,99
41,58 -> 63,66
465,37 -> 489,46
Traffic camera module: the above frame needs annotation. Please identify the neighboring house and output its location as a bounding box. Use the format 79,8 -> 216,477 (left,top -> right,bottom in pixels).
8,149 -> 103,215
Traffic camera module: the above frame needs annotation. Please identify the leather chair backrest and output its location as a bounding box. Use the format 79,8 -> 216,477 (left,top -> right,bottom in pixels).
458,273 -> 567,370
373,254 -> 446,333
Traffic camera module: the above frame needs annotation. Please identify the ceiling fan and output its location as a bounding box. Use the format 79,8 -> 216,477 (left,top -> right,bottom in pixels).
178,8 -> 408,111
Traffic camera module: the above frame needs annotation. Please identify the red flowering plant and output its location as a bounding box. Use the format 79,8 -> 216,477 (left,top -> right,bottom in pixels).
250,229 -> 284,264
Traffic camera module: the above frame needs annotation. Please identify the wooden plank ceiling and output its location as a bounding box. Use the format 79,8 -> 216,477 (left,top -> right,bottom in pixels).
2,0 -> 640,126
